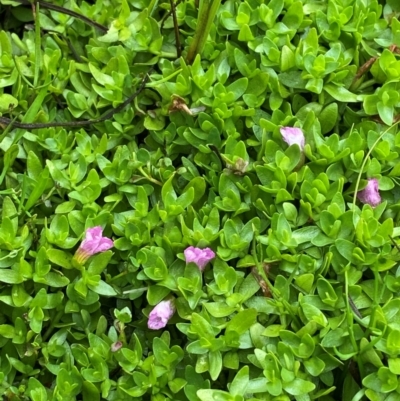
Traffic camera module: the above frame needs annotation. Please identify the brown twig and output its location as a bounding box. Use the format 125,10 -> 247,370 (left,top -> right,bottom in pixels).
389,235 -> 400,252
12,0 -> 108,32
160,0 -> 183,31
352,45 -> 400,86
352,56 -> 377,84
348,296 -> 362,319
170,0 -> 181,58
371,113 -> 400,125
251,264 -> 271,298
52,93 -> 66,109
25,25 -> 83,62
31,1 -> 36,20
0,70 -> 152,130
389,45 -> 400,54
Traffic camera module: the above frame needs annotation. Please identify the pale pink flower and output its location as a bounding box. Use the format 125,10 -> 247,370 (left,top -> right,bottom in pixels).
184,246 -> 215,271
111,341 -> 123,352
280,127 -> 305,151
357,178 -> 381,207
74,226 -> 113,264
148,299 -> 175,330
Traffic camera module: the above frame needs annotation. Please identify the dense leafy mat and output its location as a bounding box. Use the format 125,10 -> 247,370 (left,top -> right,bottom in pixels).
1,0 -> 400,400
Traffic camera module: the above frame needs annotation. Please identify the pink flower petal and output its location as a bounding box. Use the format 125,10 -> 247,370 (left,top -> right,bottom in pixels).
85,226 -> 103,241
280,127 -> 305,151
94,237 -> 114,253
75,226 -> 114,263
148,299 -> 175,330
184,246 -> 198,264
357,178 -> 381,207
184,246 -> 215,271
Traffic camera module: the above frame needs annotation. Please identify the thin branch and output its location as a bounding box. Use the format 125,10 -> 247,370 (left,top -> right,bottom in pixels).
348,296 -> 363,319
0,70 -> 152,130
40,27 -> 83,62
160,0 -> 183,31
371,113 -> 400,125
352,45 -> 400,88
352,56 -> 377,85
389,235 -> 400,252
169,0 -> 181,58
12,0 -> 108,32
31,1 -> 36,20
251,264 -> 271,298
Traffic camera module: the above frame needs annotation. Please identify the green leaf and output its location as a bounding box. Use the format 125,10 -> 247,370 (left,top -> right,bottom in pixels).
319,102 -> 338,134
0,93 -> 18,111
88,280 -> 117,296
197,389 -> 233,401
226,309 -> 257,335
0,269 -> 23,284
227,77 -> 248,101
209,350 -> 222,381
0,324 -> 15,338
324,84 -> 361,102
283,378 -> 316,395
47,249 -> 73,269
82,381 -> 100,401
388,0 -> 400,11
301,303 -> 328,327
229,366 -> 249,396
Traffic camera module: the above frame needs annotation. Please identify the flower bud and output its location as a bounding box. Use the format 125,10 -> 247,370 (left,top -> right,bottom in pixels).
184,246 -> 215,271
357,178 -> 381,207
74,226 -> 113,264
280,127 -> 305,151
148,299 -> 176,330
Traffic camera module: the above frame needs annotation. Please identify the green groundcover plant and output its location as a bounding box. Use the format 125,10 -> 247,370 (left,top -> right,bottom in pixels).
2,0 -> 400,400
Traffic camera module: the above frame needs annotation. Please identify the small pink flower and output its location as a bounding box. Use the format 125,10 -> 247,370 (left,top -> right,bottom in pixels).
74,226 -> 113,264
148,299 -> 175,330
111,341 -> 123,352
280,127 -> 305,151
357,178 -> 381,207
184,246 -> 215,271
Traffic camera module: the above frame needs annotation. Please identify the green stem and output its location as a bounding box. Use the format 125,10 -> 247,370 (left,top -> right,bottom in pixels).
344,270 -> 358,353
186,0 -> 222,64
42,309 -> 64,341
148,0 -> 159,15
34,2 -> 41,88
154,51 -> 177,58
13,56 -> 35,89
358,79 -> 376,91
365,270 -> 380,338
268,271 -> 306,295
109,271 -> 129,282
138,167 -> 162,186
361,326 -> 386,353
118,323 -> 127,344
252,237 -> 301,327
123,286 -> 148,295
41,186 -> 57,202
146,69 -> 182,87
352,121 -> 400,208
170,0 -> 181,58
333,346 -> 357,360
